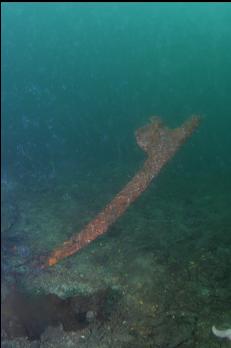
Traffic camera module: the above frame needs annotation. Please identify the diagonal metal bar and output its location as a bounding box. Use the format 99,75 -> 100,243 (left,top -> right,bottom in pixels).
42,115 -> 200,268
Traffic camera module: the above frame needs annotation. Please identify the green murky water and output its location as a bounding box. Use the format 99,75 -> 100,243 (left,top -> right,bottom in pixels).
2,3 -> 231,347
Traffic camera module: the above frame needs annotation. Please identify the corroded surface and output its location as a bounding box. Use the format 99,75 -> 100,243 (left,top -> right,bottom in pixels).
44,116 -> 200,267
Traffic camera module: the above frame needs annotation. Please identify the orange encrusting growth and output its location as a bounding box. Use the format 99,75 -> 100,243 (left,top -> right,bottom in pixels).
43,115 -> 200,268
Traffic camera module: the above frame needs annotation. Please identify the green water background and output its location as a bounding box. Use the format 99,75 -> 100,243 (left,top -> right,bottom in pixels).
1,6 -> 231,345
2,2 -> 231,185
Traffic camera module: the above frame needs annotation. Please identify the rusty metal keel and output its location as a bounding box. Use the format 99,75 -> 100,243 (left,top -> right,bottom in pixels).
43,115 -> 200,267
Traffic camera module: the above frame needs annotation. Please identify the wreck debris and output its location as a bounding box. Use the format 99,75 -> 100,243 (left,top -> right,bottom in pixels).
212,326 -> 231,340
43,115 -> 200,267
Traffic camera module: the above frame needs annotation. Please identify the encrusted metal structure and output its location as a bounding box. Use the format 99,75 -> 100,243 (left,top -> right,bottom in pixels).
43,115 -> 200,267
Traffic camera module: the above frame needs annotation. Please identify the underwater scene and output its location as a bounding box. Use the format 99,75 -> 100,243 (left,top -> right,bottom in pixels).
1,3 -> 231,347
